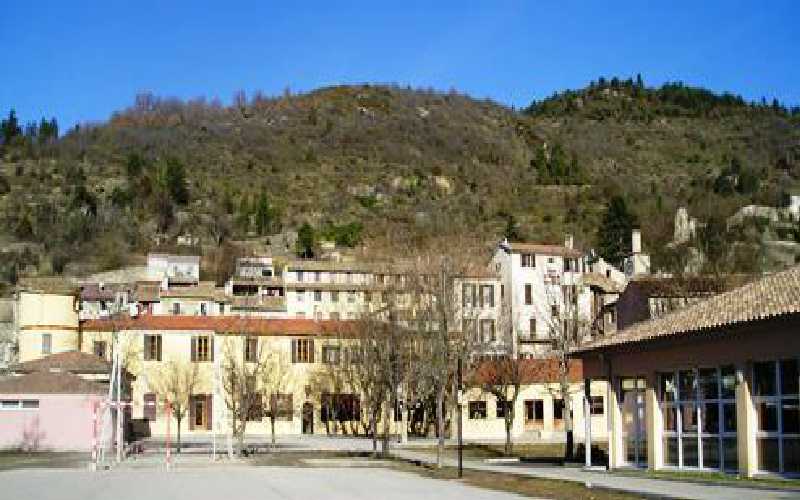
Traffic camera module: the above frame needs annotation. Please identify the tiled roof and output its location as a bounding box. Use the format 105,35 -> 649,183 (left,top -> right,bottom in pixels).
133,282 -> 161,302
470,358 -> 583,385
80,283 -> 131,301
573,265 -> 800,353
81,315 -> 357,336
505,242 -> 584,258
13,351 -> 111,374
581,272 -> 622,293
0,371 -> 106,395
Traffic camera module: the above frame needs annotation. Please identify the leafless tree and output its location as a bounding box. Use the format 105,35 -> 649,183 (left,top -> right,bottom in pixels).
151,359 -> 202,453
219,335 -> 268,456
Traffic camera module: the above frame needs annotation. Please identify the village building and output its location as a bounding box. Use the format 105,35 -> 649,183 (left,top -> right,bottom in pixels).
573,265 -> 800,477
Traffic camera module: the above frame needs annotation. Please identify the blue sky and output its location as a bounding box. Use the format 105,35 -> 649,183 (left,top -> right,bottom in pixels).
2,1 -> 798,129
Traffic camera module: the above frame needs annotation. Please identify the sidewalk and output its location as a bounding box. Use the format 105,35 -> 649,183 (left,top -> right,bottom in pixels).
392,449 -> 800,500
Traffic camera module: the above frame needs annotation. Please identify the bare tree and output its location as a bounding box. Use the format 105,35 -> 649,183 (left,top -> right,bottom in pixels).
541,282 -> 589,460
261,346 -> 291,447
151,359 -> 202,453
219,335 -> 268,456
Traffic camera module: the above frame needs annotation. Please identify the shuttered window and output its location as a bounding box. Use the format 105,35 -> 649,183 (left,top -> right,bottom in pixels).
143,393 -> 157,421
191,336 -> 213,362
144,335 -> 162,361
291,339 -> 314,363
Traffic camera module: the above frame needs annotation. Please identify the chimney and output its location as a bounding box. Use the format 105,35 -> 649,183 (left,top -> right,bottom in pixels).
564,234 -> 573,250
631,229 -> 641,254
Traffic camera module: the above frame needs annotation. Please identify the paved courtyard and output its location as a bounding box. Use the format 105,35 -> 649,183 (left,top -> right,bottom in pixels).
0,466 -> 528,500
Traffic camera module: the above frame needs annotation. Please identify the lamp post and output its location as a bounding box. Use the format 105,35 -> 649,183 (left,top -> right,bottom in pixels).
457,356 -> 463,478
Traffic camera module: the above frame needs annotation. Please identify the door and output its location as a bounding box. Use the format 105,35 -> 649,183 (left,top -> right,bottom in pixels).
620,378 -> 647,467
302,402 -> 314,434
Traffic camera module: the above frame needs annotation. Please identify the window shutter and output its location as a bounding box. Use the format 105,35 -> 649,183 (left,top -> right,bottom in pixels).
189,397 -> 195,430
191,337 -> 197,362
205,394 -> 213,430
309,339 -> 315,363
143,393 -> 156,421
291,339 -> 297,363
157,335 -> 163,361
287,394 -> 294,420
143,336 -> 149,361
209,336 -> 215,362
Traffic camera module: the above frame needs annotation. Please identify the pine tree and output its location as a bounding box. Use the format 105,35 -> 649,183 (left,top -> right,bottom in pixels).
254,191 -> 273,235
596,196 -> 637,266
296,223 -> 316,258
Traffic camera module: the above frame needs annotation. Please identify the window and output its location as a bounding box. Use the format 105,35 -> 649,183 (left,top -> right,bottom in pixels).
524,400 -> 544,422
245,337 -> 258,363
521,253 -> 535,267
172,302 -> 181,315
754,359 -> 800,474
144,335 -> 162,361
93,341 -> 107,359
590,396 -> 604,415
346,272 -> 353,283
296,290 -> 305,302
330,291 -> 339,303
314,271 -> 321,282
322,345 -> 341,364
321,393 -> 360,422
269,393 -> 294,420
496,400 -> 512,419
553,399 -> 565,421
42,333 -> 52,355
348,291 -> 356,303
191,336 -> 212,362
660,366 -> 737,471
551,304 -> 559,317
200,303 -> 207,316
480,319 -> 496,343
191,395 -> 211,430
297,271 -> 304,282
462,284 -> 476,307
528,318 -> 536,338
364,291 -> 372,303
0,400 -> 39,410
143,393 -> 157,421
468,401 -> 487,419
247,395 -> 264,421
314,290 -> 322,302
500,284 -> 504,300
480,285 -> 494,307
218,302 -> 225,315
524,284 -> 532,305
292,339 -> 314,363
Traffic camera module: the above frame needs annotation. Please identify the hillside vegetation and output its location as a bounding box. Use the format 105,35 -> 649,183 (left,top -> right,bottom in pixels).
1,77 -> 799,288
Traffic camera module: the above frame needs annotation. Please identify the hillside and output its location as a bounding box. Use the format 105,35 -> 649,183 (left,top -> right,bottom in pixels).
1,78 -> 799,287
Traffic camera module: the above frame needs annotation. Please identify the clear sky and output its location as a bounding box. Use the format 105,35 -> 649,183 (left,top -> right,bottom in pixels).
2,1 -> 798,129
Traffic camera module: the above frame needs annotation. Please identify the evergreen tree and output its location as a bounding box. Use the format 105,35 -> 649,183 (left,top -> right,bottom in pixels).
596,195 -> 638,266
163,157 -> 189,205
296,223 -> 316,258
1,109 -> 22,144
254,191 -> 273,235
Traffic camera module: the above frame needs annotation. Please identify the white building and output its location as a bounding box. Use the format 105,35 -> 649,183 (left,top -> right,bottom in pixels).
492,237 -> 593,358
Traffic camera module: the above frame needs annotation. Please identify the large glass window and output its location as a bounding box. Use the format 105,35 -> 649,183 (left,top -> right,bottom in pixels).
754,359 -> 800,474
659,366 -> 736,471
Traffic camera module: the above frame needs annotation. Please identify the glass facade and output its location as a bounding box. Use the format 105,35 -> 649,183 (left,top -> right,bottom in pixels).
659,366 -> 737,471
620,377 -> 647,467
753,359 -> 800,474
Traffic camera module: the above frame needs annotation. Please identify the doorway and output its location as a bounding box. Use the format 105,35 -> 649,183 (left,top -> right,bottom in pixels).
620,377 -> 647,467
302,402 -> 314,434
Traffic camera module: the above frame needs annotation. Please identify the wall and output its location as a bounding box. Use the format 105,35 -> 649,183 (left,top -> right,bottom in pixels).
0,393 -> 108,451
17,292 -> 80,362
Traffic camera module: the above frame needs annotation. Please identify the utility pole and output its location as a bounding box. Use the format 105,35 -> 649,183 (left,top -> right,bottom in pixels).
457,356 -> 463,478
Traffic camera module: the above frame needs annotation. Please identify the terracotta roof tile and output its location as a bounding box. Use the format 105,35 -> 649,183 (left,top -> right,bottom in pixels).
506,242 -> 584,258
573,265 -> 800,353
470,358 -> 583,385
0,371 -> 106,395
82,315 -> 358,336
13,351 -> 111,374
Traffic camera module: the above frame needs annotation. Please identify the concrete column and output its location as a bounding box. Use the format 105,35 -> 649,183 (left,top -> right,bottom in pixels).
736,362 -> 758,478
607,377 -> 623,469
584,379 -> 592,468
645,373 -> 663,470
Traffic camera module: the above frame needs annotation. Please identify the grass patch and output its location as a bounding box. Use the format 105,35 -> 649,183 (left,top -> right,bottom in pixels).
391,460 -> 640,500
248,450 -> 375,467
412,442 -> 606,462
615,468 -> 800,492
0,451 -> 90,471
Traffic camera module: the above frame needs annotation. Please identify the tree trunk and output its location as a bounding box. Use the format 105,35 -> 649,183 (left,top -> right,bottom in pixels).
176,414 -> 182,454
435,385 -> 445,469
381,400 -> 390,457
370,409 -> 378,454
562,379 -> 574,461
270,417 -> 276,447
504,410 -> 513,456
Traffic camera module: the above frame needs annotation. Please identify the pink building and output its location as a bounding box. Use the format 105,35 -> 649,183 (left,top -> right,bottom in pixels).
0,371 -> 108,451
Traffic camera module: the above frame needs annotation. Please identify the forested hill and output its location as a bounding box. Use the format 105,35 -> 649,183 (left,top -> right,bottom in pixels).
1,78 -> 799,287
